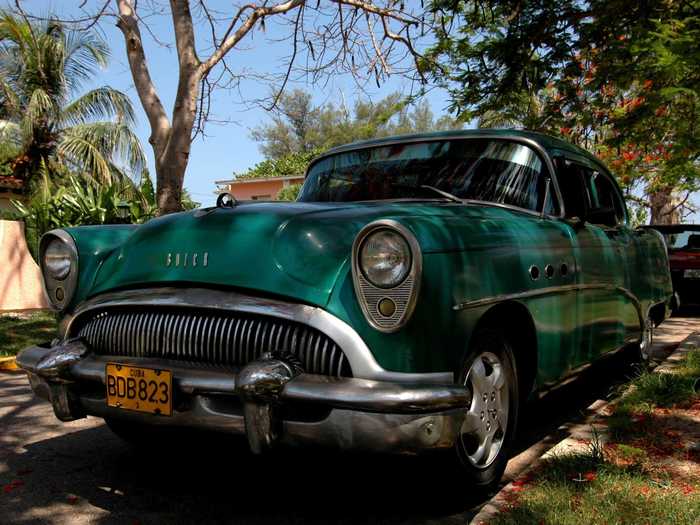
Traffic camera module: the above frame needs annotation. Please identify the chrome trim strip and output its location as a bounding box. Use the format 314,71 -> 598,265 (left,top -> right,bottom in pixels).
453,283 -> 642,316
350,219 -> 423,333
65,287 -> 453,384
454,283 -> 646,351
303,134 -> 566,219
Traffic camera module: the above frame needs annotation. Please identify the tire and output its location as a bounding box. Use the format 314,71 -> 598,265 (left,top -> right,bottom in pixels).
453,328 -> 519,491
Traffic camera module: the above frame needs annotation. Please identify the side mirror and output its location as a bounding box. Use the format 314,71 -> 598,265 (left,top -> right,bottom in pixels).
564,216 -> 585,229
587,206 -> 617,227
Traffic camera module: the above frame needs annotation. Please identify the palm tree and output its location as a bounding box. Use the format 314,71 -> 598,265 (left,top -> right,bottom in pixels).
0,12 -> 144,187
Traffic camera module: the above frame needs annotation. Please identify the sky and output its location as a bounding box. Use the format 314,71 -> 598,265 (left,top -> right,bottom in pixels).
6,0 -> 453,207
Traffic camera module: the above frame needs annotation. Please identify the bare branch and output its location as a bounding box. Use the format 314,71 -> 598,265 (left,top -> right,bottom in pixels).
115,0 -> 170,153
268,5 -> 304,111
14,0 -> 112,31
366,12 -> 390,75
200,0 -> 305,74
329,0 -> 418,26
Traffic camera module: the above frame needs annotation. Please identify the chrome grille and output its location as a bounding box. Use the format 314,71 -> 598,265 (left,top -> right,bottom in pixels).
73,308 -> 352,377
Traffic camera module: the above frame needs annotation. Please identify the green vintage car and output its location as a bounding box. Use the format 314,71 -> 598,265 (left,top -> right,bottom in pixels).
18,129 -> 672,489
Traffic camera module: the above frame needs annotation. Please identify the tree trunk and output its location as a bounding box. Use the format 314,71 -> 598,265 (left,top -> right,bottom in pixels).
155,157 -> 186,213
649,187 -> 681,225
117,0 -> 200,215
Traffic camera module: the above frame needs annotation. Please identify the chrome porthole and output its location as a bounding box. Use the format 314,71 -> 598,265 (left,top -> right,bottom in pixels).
529,265 -> 540,280
460,351 -> 509,469
544,264 -> 555,279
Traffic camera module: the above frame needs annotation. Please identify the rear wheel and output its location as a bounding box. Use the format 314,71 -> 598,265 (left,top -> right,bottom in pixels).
455,328 -> 519,490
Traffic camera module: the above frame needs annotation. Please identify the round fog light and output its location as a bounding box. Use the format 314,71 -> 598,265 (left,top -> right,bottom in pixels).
378,298 -> 396,317
55,287 -> 64,302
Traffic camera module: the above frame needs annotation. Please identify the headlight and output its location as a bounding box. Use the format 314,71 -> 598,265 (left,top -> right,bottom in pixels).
352,220 -> 422,333
40,230 -> 78,310
359,230 -> 411,288
44,238 -> 72,280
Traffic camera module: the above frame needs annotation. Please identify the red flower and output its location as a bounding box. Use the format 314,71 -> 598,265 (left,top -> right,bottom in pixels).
584,471 -> 597,481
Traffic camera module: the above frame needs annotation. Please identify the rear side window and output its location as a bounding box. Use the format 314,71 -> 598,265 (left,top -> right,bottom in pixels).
587,172 -> 626,226
556,158 -> 626,226
555,159 -> 590,220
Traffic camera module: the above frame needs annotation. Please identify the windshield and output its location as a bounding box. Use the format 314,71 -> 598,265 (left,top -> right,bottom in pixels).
663,230 -> 700,250
298,138 -> 558,214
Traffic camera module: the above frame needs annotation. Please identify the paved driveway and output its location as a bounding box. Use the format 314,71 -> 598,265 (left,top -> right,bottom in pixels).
1,314 -> 698,524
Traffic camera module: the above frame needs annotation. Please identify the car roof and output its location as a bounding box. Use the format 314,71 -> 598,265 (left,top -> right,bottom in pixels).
320,128 -> 602,167
643,224 -> 700,233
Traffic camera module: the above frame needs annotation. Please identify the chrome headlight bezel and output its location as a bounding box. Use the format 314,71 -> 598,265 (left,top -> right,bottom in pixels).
39,230 -> 79,311
351,220 -> 422,333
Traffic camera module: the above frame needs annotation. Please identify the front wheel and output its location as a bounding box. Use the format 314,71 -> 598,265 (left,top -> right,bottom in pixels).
638,315 -> 654,362
455,328 -> 519,490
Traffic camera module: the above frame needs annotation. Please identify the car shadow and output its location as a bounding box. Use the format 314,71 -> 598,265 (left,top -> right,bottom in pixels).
2,421 -> 485,524
0,325 -> 695,524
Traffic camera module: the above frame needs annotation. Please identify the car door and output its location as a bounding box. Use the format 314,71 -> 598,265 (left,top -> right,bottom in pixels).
555,157 -> 637,366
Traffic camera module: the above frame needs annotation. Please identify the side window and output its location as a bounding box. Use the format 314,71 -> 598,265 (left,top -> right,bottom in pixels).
554,158 -> 590,220
555,158 -> 626,227
586,172 -> 626,226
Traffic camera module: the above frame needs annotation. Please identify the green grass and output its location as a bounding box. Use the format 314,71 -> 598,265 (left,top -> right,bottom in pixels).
608,349 -> 700,438
491,350 -> 700,525
0,312 -> 57,357
492,460 -> 700,525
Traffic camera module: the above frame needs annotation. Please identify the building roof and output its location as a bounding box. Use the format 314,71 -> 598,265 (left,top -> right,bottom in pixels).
0,176 -> 23,191
215,174 -> 305,185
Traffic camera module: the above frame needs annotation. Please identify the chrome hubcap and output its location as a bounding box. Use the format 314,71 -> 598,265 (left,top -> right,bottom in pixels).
460,351 -> 508,468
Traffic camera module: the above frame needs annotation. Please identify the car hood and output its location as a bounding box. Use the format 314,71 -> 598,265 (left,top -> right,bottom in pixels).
84,200 -> 527,307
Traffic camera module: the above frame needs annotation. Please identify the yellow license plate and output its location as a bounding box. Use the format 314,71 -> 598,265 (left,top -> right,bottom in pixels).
106,363 -> 172,416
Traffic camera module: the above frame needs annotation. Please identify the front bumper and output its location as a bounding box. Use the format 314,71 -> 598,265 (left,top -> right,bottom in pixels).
17,341 -> 471,454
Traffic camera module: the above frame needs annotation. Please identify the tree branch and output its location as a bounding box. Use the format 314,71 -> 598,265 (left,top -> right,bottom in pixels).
170,0 -> 200,71
115,0 -> 170,153
199,0 -> 305,75
329,0 -> 418,26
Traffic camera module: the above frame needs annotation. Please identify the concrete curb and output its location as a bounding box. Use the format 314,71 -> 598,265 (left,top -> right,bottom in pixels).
470,332 -> 700,525
0,355 -> 18,372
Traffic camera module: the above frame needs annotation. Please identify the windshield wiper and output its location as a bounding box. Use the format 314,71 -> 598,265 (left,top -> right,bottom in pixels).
419,185 -> 462,203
